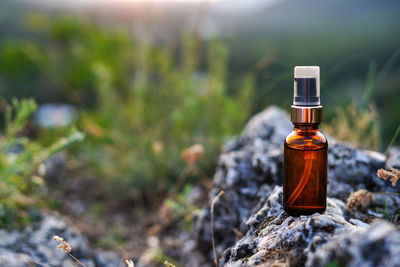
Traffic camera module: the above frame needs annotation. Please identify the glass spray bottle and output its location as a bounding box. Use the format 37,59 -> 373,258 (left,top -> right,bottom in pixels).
283,66 -> 328,216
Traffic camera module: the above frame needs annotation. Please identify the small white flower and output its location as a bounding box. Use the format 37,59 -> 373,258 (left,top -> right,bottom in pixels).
53,235 -> 72,253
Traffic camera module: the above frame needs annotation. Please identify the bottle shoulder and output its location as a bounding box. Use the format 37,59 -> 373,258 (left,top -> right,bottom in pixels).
285,130 -> 328,150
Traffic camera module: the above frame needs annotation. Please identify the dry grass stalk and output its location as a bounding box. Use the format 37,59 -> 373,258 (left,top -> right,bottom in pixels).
211,190 -> 224,267
346,190 -> 373,211
53,235 -> 87,267
377,168 -> 400,187
168,164 -> 195,198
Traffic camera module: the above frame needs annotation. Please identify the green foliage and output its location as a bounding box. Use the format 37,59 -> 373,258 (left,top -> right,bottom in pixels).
164,185 -> 199,232
3,14 -> 254,197
98,224 -> 126,249
386,125 -> 400,153
83,36 -> 253,194
0,98 -> 84,227
325,260 -> 340,267
84,33 -> 253,195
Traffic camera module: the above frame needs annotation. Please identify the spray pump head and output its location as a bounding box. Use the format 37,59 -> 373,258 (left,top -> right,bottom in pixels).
290,66 -> 322,124
293,66 -> 320,106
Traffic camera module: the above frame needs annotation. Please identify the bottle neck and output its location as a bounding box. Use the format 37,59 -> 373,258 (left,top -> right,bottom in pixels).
293,123 -> 319,132
290,105 -> 322,124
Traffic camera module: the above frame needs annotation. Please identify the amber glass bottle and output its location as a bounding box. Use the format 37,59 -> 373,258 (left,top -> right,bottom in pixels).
283,66 -> 328,216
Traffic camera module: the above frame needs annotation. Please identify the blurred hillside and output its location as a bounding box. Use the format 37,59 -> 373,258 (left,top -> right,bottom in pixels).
1,0 -> 399,147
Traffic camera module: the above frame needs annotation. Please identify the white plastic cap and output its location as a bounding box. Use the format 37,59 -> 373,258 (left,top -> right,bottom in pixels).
294,66 -> 320,79
293,66 -> 320,106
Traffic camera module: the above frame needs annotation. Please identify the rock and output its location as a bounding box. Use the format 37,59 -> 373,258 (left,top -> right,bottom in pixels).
348,218 -> 370,228
373,147 -> 400,192
0,214 -> 123,267
245,186 -> 283,232
222,188 -> 400,267
0,251 -> 34,267
40,153 -> 67,183
306,220 -> 400,267
94,250 -> 125,267
192,107 -> 291,259
188,106 -> 400,266
386,147 -> 400,169
326,140 -> 393,200
346,191 -> 400,223
223,186 -> 359,266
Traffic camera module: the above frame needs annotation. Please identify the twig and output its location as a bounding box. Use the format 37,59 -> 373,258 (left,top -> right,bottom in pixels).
232,228 -> 244,240
29,260 -> 51,267
211,190 -> 224,267
67,253 -> 87,267
168,164 -> 194,198
53,235 -> 87,267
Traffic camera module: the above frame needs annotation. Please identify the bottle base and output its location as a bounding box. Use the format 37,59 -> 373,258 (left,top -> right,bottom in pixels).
283,204 -> 326,216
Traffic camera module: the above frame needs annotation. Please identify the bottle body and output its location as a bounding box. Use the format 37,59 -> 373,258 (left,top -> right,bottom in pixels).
283,124 -> 328,216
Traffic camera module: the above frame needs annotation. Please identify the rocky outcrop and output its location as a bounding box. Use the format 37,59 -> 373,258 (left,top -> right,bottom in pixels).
0,214 -> 123,267
191,106 -> 400,267
222,186 -> 400,266
224,187 -> 358,266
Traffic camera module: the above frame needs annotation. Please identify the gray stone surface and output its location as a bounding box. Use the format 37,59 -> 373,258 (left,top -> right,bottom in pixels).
306,220 -> 400,267
386,147 -> 400,169
224,186 -> 359,266
222,186 -> 400,267
346,191 -> 400,223
192,107 -> 291,260
189,106 -> 400,267
0,214 -> 122,267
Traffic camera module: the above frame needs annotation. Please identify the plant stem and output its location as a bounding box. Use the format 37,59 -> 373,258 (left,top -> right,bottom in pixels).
211,190 -> 224,267
68,253 -> 87,267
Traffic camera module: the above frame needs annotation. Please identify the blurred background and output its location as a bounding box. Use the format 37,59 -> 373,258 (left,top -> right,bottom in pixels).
0,0 -> 399,261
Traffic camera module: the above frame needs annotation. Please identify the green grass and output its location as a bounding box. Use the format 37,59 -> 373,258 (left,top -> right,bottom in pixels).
0,98 -> 84,227
0,14 -> 254,200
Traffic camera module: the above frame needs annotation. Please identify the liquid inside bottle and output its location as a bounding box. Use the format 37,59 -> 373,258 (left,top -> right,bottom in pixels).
283,134 -> 327,215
